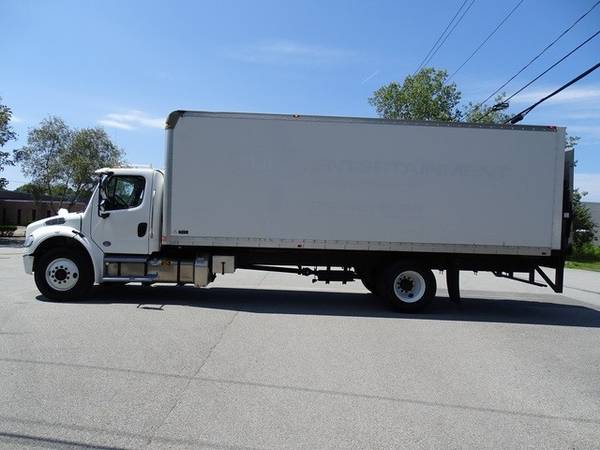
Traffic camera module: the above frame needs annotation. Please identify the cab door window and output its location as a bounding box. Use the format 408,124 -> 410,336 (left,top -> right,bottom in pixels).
103,176 -> 145,211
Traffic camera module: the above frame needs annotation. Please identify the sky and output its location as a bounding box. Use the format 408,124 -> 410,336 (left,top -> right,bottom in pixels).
1,0 -> 599,198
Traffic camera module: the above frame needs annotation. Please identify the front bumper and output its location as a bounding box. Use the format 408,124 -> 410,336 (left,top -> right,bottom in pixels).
23,255 -> 34,274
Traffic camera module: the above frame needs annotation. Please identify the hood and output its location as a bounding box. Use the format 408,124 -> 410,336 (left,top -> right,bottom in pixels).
25,212 -> 83,237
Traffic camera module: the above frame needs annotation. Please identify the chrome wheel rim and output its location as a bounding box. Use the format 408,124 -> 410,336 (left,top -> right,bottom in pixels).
393,270 -> 426,303
45,258 -> 79,291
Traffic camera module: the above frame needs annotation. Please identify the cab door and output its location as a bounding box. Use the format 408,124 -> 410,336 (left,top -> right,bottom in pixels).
90,174 -> 152,254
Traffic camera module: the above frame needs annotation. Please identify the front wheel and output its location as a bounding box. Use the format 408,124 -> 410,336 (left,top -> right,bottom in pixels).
34,248 -> 93,301
377,264 -> 436,312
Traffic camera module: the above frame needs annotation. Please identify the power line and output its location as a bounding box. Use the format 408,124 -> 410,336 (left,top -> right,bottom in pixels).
503,28 -> 600,104
505,61 -> 600,124
414,0 -> 469,74
477,0 -> 600,108
415,0 -> 477,74
420,0 -> 476,71
448,0 -> 525,80
475,27 -> 600,122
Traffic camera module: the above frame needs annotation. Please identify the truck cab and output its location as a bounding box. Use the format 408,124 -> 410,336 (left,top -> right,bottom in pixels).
91,168 -> 163,255
23,168 -> 164,299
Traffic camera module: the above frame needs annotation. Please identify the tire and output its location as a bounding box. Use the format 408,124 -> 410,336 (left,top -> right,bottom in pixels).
377,263 -> 436,312
34,247 -> 93,301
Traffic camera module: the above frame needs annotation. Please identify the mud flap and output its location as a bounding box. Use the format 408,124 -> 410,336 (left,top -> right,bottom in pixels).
446,268 -> 461,303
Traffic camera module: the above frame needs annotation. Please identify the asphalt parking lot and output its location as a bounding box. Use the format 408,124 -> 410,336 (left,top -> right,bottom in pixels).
1,244 -> 599,449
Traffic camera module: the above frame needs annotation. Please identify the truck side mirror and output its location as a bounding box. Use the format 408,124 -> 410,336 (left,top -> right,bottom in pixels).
97,175 -> 112,219
98,198 -> 110,219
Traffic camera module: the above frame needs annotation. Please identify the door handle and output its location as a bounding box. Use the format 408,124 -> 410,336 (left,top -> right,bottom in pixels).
138,222 -> 148,237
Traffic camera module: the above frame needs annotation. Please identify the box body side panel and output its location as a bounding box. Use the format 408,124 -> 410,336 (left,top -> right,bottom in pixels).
165,114 -> 563,254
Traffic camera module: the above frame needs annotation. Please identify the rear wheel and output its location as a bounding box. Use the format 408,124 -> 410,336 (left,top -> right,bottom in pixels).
34,248 -> 93,301
377,264 -> 436,312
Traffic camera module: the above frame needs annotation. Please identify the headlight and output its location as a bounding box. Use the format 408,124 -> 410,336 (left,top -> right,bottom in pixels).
45,217 -> 66,225
23,235 -> 34,248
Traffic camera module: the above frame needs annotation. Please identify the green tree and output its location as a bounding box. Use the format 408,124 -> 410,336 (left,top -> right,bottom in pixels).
567,136 -> 596,248
463,94 -> 510,124
0,97 -> 17,189
63,127 -> 122,205
15,182 -> 76,199
572,188 -> 596,248
566,134 -> 580,151
369,68 -> 463,121
13,116 -> 124,212
13,116 -> 71,201
370,67 -> 513,125
0,152 -> 10,190
15,182 -> 45,199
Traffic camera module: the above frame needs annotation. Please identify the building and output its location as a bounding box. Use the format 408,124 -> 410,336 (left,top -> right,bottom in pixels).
583,201 -> 600,245
0,190 -> 87,226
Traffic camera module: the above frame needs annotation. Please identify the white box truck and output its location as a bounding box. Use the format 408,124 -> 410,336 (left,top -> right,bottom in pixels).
22,111 -> 573,311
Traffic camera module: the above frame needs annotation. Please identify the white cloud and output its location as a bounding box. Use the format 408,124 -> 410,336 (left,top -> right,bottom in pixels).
568,125 -> 600,136
576,173 -> 600,202
511,87 -> 600,104
561,110 -> 600,120
97,119 -> 134,130
11,115 -> 23,124
564,126 -> 600,146
229,40 -> 356,65
98,110 -> 164,130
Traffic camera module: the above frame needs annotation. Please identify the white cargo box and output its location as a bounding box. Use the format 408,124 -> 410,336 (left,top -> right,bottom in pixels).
164,111 -> 565,256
